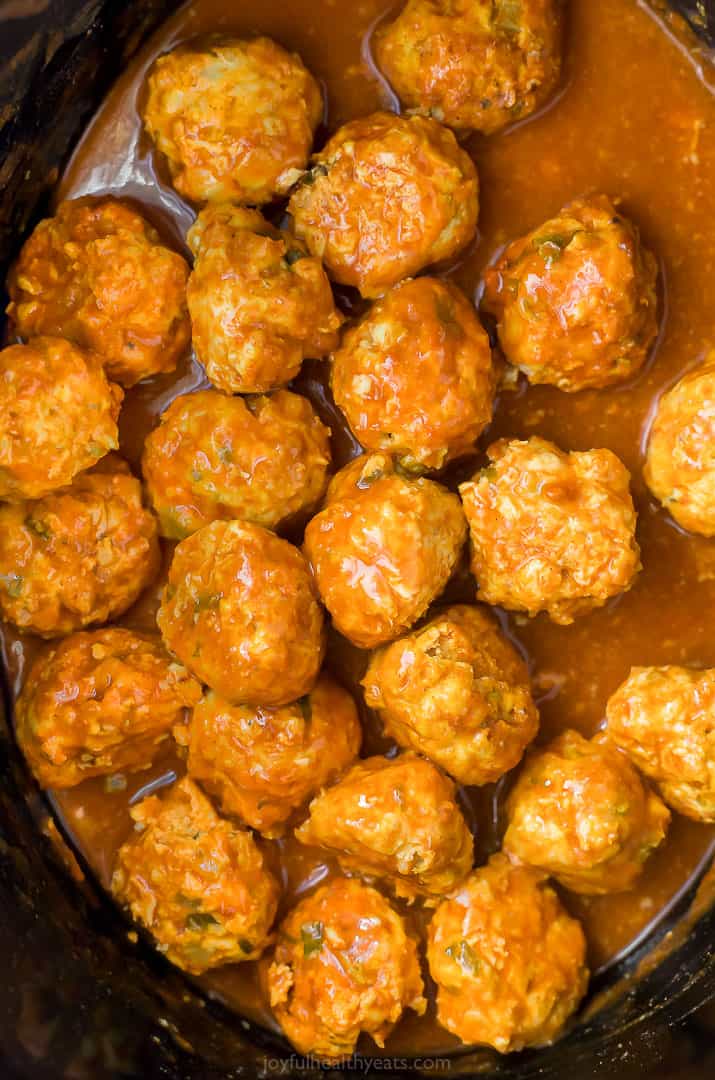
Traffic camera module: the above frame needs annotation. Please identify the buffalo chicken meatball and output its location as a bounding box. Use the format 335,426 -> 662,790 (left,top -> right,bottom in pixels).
459,437 -> 641,624
376,0 -> 562,136
605,666 -> 715,822
187,205 -> 342,394
142,388 -> 331,539
179,674 -> 361,836
112,777 -> 279,973
482,195 -> 658,392
7,198 -> 190,386
143,36 -> 322,206
304,453 -> 466,648
157,520 -> 324,705
427,855 -> 588,1052
16,629 -> 200,789
265,877 -> 425,1061
0,458 -> 159,637
503,730 -> 670,894
289,111 -> 479,297
644,359 -> 715,536
295,752 -> 473,900
0,337 -> 123,501
331,277 -> 494,472
363,604 -> 538,785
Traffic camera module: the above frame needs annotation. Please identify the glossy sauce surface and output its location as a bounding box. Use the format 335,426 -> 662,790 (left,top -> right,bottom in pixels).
3,0 -> 715,1057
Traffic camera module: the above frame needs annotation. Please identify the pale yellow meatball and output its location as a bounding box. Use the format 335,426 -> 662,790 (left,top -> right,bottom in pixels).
363,604 -> 538,785
16,629 -> 200,789
304,453 -> 467,649
482,195 -> 658,392
179,674 -> 361,836
644,359 -> 715,536
427,855 -> 588,1052
288,111 -> 479,298
142,388 -> 331,539
376,0 -> 562,135
264,877 -> 425,1061
187,205 -> 342,394
605,666 -> 715,822
157,520 -> 324,706
0,458 -> 160,638
459,437 -> 641,624
112,778 -> 279,974
331,277 -> 494,472
295,752 -> 473,900
7,198 -> 190,386
143,36 -> 323,205
503,730 -> 670,895
0,337 -> 123,501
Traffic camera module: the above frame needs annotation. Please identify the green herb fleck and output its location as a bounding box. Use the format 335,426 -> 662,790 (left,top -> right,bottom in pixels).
217,446 -> 233,465
0,574 -> 23,598
494,0 -> 521,34
301,920 -> 324,956
186,912 -> 220,932
26,517 -> 51,541
194,593 -> 222,614
283,248 -> 307,267
445,940 -> 481,975
356,467 -> 385,490
239,939 -> 254,955
533,230 -> 580,266
302,163 -> 329,187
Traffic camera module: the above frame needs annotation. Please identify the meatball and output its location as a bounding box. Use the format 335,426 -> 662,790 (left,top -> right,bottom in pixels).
16,629 -> 200,790
375,0 -> 562,136
111,777 -> 279,974
363,604 -> 538,785
288,111 -> 479,298
179,674 -> 361,836
295,752 -> 473,900
427,854 -> 588,1052
482,195 -> 658,392
304,453 -> 466,649
187,205 -> 342,394
143,36 -> 322,205
0,458 -> 160,637
503,730 -> 670,894
644,359 -> 715,536
142,388 -> 331,539
605,666 -> 715,822
7,198 -> 190,387
459,437 -> 641,624
331,277 -> 494,472
264,877 -> 425,1061
157,520 -> 324,706
0,337 -> 123,501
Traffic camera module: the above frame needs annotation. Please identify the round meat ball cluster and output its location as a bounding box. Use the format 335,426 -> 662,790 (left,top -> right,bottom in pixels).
503,730 -> 670,894
376,0 -> 562,135
187,205 -> 342,394
304,452 -> 467,648
482,194 -> 658,392
606,666 -> 715,823
142,388 -> 331,539
0,337 -> 122,501
7,198 -> 191,387
289,111 -> 479,297
331,277 -> 495,472
16,629 -> 200,789
427,855 -> 588,1052
112,777 -> 279,974
179,674 -> 361,836
363,604 -> 539,785
459,437 -> 641,624
0,458 -> 159,637
295,751 -> 474,901
143,36 -> 323,205
157,519 -> 324,706
264,877 -> 426,1061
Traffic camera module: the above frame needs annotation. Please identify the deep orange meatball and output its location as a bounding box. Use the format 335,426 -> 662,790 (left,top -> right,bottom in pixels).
289,111 -> 479,298
7,198 -> 190,386
482,195 -> 658,391
331,277 -> 494,472
142,388 -> 331,539
187,205 -> 342,394
16,629 -> 200,789
157,520 -> 324,706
